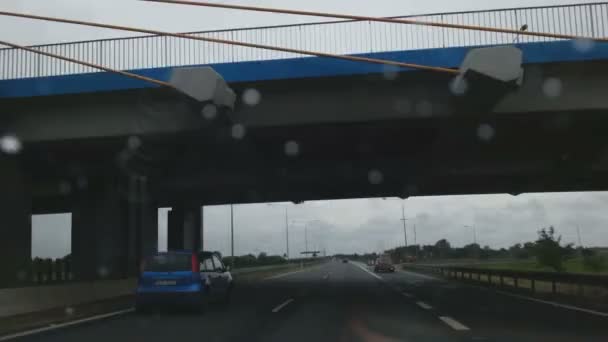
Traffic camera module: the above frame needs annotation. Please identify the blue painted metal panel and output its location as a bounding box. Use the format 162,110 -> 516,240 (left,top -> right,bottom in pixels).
1,40 -> 607,99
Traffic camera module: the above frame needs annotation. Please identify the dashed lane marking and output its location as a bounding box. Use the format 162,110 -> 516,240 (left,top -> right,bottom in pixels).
416,301 -> 433,310
439,316 -> 470,331
402,292 -> 414,298
272,298 -> 295,313
352,262 -> 383,280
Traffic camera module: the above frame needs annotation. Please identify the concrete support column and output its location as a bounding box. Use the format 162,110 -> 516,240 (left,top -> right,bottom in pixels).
126,176 -> 158,276
71,177 -> 127,281
72,175 -> 159,280
167,204 -> 203,251
0,158 -> 32,287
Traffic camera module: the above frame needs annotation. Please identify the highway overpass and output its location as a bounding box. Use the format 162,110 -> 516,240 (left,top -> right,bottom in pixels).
1,3 -> 608,285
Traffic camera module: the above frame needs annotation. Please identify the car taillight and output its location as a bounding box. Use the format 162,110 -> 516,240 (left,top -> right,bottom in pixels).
191,254 -> 200,273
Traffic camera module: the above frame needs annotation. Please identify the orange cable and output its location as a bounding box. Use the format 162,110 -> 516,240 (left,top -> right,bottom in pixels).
0,38 -> 174,88
144,0 -> 608,42
0,11 -> 458,75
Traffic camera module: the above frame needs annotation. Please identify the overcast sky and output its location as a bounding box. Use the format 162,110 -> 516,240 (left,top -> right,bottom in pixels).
9,0 -> 606,257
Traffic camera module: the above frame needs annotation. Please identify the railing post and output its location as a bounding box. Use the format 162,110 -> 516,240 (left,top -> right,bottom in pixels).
531,279 -> 536,293
488,272 -> 492,285
514,277 -> 518,289
500,275 -> 504,287
477,272 -> 481,282
552,281 -> 557,295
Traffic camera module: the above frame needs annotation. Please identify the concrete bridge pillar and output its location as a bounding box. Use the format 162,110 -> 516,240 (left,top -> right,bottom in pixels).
72,175 -> 158,280
0,158 -> 32,287
167,204 -> 203,251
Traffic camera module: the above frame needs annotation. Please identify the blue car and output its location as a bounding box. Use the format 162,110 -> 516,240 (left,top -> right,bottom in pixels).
136,251 -> 233,312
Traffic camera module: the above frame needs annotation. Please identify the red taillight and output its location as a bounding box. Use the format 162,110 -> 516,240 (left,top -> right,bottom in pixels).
191,254 -> 199,273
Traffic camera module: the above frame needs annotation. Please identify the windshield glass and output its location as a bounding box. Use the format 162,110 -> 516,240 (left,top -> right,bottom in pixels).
144,254 -> 191,272
2,0 -> 608,341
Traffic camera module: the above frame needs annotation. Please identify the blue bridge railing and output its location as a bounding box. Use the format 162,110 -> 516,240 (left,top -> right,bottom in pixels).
1,2 -> 607,80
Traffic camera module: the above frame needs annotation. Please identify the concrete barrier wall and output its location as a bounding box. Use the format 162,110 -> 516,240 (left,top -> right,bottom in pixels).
0,278 -> 136,318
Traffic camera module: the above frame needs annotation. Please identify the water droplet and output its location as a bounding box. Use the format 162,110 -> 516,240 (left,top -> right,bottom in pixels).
573,38 -> 594,53
201,104 -> 217,120
76,176 -> 88,190
0,134 -> 22,154
449,76 -> 468,96
284,141 -> 300,157
393,99 -> 411,115
65,307 -> 74,316
59,181 -> 72,195
231,124 -> 246,140
477,124 -> 495,142
382,65 -> 399,81
415,100 -> 433,117
542,78 -> 562,98
16,270 -> 27,281
368,169 -> 384,185
242,88 -> 261,106
97,266 -> 109,278
127,136 -> 141,151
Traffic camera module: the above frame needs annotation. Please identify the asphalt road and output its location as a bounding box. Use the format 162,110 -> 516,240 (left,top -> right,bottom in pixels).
8,261 -> 608,341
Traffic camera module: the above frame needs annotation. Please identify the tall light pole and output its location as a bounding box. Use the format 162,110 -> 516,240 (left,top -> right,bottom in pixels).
400,202 -> 408,248
285,206 -> 289,259
464,225 -> 477,245
230,204 -> 235,268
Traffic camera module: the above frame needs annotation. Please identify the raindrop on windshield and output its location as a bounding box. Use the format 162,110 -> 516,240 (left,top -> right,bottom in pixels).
449,77 -> 468,96
477,124 -> 495,142
242,88 -> 261,106
368,169 -> 384,185
382,65 -> 399,81
97,266 -> 109,278
231,124 -> 246,140
59,181 -> 72,195
0,134 -> 22,154
76,176 -> 88,190
542,78 -> 562,98
573,38 -> 594,53
393,98 -> 412,115
415,100 -> 433,117
127,136 -> 141,151
201,104 -> 217,120
16,270 -> 27,281
284,140 -> 300,157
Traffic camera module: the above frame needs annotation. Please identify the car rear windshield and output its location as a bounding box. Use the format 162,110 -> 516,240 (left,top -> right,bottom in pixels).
144,253 -> 191,272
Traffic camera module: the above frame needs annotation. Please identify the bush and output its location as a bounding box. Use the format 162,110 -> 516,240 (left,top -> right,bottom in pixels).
535,227 -> 572,272
583,254 -> 606,272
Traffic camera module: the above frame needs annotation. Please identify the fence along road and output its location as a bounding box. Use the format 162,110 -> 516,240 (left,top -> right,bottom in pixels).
1,2 -> 607,80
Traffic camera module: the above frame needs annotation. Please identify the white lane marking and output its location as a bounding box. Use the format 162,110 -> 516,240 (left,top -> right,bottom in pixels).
271,298 -> 294,313
416,301 -> 433,310
402,292 -> 414,298
439,316 -> 470,331
352,262 -> 383,280
492,288 -> 608,318
264,268 -> 308,280
398,269 -> 440,280
0,308 -> 134,341
264,263 -> 325,280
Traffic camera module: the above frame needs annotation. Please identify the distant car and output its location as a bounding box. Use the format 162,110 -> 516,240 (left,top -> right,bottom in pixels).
342,259 -> 348,263
136,251 -> 233,312
374,262 -> 395,273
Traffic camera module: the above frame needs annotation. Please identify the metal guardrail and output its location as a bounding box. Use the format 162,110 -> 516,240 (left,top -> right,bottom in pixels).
406,264 -> 608,295
1,3 -> 607,80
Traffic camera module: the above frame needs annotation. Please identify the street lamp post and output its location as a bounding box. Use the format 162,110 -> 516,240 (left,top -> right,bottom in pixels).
230,204 -> 234,268
464,225 -> 477,245
401,203 -> 408,248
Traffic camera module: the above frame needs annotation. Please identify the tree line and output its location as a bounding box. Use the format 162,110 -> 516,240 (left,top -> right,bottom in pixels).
385,226 -> 606,272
